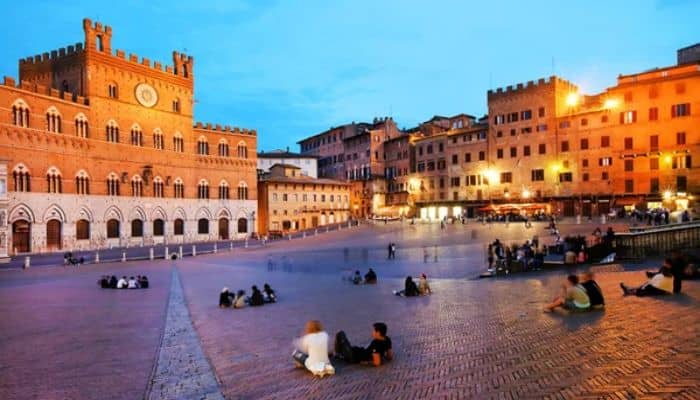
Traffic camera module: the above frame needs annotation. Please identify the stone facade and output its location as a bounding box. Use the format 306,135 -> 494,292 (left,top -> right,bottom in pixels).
257,150 -> 318,178
1,18 -> 257,254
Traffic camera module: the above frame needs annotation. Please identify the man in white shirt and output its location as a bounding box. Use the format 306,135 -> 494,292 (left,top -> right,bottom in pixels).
127,276 -> 138,289
116,276 -> 128,289
620,264 -> 673,296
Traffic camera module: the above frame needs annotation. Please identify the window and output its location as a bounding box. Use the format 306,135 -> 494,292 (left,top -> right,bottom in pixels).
582,159 -> 589,168
601,136 -> 610,147
650,135 -> 659,151
75,114 -> 89,138
172,98 -> 180,113
649,107 -> 658,121
582,173 -> 589,182
671,103 -> 690,118
560,141 -> 569,152
602,171 -> 609,181
531,169 -> 544,182
650,178 -> 660,193
559,172 -> 573,182
538,144 -> 546,155
478,151 -> 486,161
624,179 -> 634,193
500,172 -> 512,183
12,165 -> 31,192
580,138 -> 589,150
108,83 -> 118,98
198,219 -> 209,234
676,132 -> 686,145
521,109 -> 532,120
218,181 -> 229,199
624,137 -> 633,150
75,170 -> 90,195
173,132 -> 184,152
46,167 -> 62,193
624,159 -> 634,172
450,177 -> 460,187
153,129 -> 164,150
131,176 -> 143,197
536,124 -> 547,132
106,120 -> 119,143
131,219 -> 143,237
237,218 -> 248,234
130,125 -> 143,146
677,176 -> 687,192
451,154 -> 458,165
107,219 -> 120,239
599,157 -> 613,167
197,180 -> 209,199
496,130 -> 503,138
580,118 -> 588,127
218,140 -> 230,157
174,219 -> 184,235
510,129 -> 516,136
620,110 -> 637,124
12,100 -> 30,127
464,153 -> 471,162
153,177 -> 164,198
672,155 -> 692,169
437,159 -> 446,170
45,107 -> 62,133
523,146 -> 531,156
197,137 -> 209,155
510,147 -> 517,158
559,121 -> 570,129
237,142 -> 248,158
497,149 -> 503,159
650,158 -> 659,170
427,145 -> 433,154
538,107 -> 545,118
601,115 -> 609,123
107,173 -> 120,196
282,193 -> 288,201
521,127 -> 532,134
76,219 -> 90,240
173,178 -> 184,198
153,219 -> 164,236
438,143 -> 444,152
237,181 -> 248,200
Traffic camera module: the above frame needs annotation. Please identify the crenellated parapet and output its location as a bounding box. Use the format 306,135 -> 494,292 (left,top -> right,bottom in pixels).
193,122 -> 257,136
1,76 -> 89,105
487,75 -> 579,101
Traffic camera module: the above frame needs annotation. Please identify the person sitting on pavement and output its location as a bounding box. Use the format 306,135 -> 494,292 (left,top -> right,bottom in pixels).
364,268 -> 377,284
249,285 -> 265,306
109,275 -> 118,288
418,273 -> 432,295
292,320 -> 335,377
334,322 -> 393,367
621,264 -> 673,296
394,276 -> 420,297
127,276 -> 139,289
138,275 -> 149,289
233,290 -> 247,308
263,283 -> 277,303
352,270 -> 363,285
219,287 -> 233,308
544,274 -> 591,313
580,271 -> 604,309
98,275 -> 110,288
117,276 -> 128,289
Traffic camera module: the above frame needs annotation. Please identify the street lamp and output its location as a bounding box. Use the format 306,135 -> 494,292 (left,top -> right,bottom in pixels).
603,98 -> 619,109
566,92 -> 579,107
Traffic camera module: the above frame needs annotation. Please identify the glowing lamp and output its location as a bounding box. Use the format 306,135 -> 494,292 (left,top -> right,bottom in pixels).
663,190 -> 673,200
522,189 -> 531,199
565,92 -> 579,107
603,98 -> 619,109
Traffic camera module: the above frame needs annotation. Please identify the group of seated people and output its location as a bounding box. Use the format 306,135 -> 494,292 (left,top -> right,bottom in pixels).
98,275 -> 149,289
292,320 -> 393,377
64,252 -> 85,266
488,239 -> 546,272
394,274 -> 431,297
543,271 -> 604,312
351,268 -> 377,285
219,284 -> 277,308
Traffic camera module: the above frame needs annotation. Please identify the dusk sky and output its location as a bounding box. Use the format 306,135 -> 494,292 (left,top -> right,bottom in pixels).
1,0 -> 698,151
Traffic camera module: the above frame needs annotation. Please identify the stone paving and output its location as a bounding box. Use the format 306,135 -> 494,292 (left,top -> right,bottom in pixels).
0,221 -> 698,399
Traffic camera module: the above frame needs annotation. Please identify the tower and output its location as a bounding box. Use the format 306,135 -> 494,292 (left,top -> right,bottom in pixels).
173,51 -> 194,78
83,18 -> 112,53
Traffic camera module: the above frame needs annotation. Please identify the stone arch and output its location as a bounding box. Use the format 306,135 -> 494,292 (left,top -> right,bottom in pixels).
12,163 -> 30,174
129,206 -> 147,222
151,206 -> 167,221
9,203 -> 35,223
75,169 -> 90,178
12,98 -> 31,111
74,112 -> 88,122
76,205 -> 94,222
106,119 -> 119,129
172,207 -> 187,221
216,207 -> 232,219
104,205 -> 124,222
130,122 -> 142,132
195,206 -> 213,220
42,203 -> 67,223
46,105 -> 62,117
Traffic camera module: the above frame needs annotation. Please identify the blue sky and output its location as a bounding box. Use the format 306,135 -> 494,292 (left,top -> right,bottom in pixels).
1,0 -> 698,151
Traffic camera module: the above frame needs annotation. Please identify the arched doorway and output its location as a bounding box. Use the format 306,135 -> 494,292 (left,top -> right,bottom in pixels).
46,219 -> 62,250
219,218 -> 229,239
329,212 -> 335,224
320,213 -> 327,226
237,218 -> 247,234
12,220 -> 31,253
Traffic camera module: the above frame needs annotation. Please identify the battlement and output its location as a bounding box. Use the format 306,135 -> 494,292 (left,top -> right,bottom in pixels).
20,43 -> 85,65
193,121 -> 257,136
488,75 -> 579,99
1,76 -> 89,106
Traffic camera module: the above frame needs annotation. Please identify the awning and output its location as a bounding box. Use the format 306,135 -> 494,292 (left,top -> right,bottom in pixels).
615,198 -> 638,206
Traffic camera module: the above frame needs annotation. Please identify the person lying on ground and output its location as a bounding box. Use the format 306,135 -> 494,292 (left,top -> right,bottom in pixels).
250,285 -> 265,306
334,322 -> 393,367
418,273 -> 432,295
544,274 -> 591,312
292,320 -> 335,377
580,271 -> 604,308
364,268 -> 377,284
621,265 -> 673,296
263,283 -> 276,303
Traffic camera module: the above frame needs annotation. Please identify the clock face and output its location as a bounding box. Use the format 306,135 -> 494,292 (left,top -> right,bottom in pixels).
134,83 -> 158,108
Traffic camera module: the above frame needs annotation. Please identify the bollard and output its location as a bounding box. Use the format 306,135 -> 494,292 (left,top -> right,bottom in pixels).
214,243 -> 218,253
302,232 -> 306,238
315,229 -> 318,236
23,256 -> 30,269
288,234 -> 292,241
576,215 -> 581,225
339,224 -> 342,231
95,252 -> 100,263
230,242 -> 234,251
149,248 -> 154,260
122,252 -> 126,262
245,239 -> 248,248
326,227 -> 330,233
601,214 -> 607,225
192,245 -> 197,257
178,246 -> 183,259
165,246 -> 169,259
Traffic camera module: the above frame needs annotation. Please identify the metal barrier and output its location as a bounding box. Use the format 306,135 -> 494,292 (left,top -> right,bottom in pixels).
614,221 -> 700,260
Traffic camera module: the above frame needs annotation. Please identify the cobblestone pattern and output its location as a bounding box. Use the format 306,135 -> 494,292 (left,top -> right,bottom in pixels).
177,259 -> 700,400
147,268 -> 224,400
